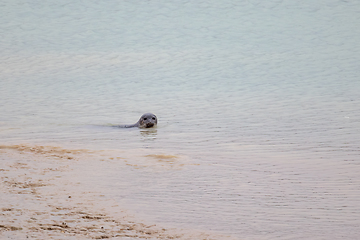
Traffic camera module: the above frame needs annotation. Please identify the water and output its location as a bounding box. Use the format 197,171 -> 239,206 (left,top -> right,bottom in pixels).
1,0 -> 360,239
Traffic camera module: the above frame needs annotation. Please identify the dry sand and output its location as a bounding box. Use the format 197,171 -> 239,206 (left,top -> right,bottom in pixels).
0,145 -> 233,240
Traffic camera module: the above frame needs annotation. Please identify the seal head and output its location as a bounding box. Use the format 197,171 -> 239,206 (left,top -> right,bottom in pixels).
137,113 -> 158,128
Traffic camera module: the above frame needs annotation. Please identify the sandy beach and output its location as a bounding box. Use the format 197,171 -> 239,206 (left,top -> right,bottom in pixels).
0,145 -> 232,240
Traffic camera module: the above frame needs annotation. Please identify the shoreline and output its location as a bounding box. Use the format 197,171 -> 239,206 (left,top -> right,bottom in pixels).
0,144 -> 235,239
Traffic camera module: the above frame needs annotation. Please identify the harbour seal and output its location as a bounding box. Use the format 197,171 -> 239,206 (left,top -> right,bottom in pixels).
118,113 -> 158,128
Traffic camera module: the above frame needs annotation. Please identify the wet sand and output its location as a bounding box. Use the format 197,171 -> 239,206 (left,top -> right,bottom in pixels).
0,145 -> 233,240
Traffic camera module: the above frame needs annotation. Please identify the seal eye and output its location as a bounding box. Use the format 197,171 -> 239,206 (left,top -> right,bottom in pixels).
152,117 -> 156,120
144,118 -> 147,120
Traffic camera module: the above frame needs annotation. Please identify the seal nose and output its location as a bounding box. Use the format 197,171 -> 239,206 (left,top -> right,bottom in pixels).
146,123 -> 154,128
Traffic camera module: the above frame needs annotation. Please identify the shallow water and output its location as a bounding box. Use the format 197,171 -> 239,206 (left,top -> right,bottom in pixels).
1,0 -> 360,239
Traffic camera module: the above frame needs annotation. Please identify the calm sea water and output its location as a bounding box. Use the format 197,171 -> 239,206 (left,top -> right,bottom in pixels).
1,0 -> 360,239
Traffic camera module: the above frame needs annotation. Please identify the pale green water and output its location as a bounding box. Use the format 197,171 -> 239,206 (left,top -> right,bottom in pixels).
1,0 -> 360,239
